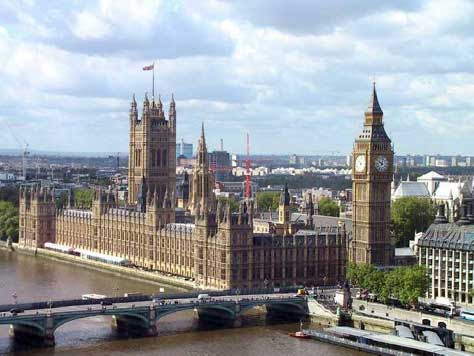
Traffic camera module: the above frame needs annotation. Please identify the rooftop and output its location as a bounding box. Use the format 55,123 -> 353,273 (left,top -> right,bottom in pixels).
418,222 -> 474,251
393,181 -> 430,199
417,171 -> 445,181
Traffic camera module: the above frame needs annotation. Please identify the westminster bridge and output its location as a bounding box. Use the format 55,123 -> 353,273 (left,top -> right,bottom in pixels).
0,288 -> 309,347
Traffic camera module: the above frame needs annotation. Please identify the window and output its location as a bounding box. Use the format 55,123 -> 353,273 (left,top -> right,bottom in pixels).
151,150 -> 156,167
163,149 -> 167,166
157,149 -> 161,166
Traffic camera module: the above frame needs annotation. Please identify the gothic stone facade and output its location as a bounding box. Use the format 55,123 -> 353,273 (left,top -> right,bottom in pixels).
350,84 -> 394,266
18,93 -> 348,290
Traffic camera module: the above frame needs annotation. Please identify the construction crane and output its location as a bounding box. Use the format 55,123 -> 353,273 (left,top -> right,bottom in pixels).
1,118 -> 30,180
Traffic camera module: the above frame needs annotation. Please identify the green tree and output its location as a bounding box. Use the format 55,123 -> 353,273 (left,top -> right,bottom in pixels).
56,191 -> 69,209
74,188 -> 94,209
347,262 -> 381,291
347,263 -> 429,307
256,192 -> 280,212
217,196 -> 239,212
392,197 -> 436,247
318,197 -> 340,217
397,265 -> 429,307
0,201 -> 19,242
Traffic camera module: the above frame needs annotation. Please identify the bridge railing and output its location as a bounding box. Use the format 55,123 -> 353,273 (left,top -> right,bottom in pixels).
0,286 -> 305,313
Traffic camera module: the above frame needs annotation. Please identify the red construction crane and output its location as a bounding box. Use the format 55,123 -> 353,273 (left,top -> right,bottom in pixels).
245,132 -> 251,199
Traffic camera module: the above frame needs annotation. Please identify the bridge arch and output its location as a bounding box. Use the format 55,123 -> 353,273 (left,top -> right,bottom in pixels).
155,303 -> 236,323
239,300 -> 307,316
8,320 -> 45,334
53,311 -> 149,333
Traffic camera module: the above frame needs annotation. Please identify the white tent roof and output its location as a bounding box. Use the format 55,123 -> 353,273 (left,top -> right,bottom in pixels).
417,171 -> 445,181
393,181 -> 430,199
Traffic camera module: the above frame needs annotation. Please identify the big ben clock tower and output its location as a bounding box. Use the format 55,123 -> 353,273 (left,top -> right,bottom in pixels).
350,84 -> 394,266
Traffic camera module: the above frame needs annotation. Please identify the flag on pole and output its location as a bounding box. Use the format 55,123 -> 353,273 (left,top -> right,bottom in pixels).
143,64 -> 154,71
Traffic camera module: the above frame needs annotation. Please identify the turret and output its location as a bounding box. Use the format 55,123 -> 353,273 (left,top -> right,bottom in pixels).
137,176 -> 147,213
306,193 -> 314,229
278,183 -> 290,224
129,93 -> 138,124
157,94 -> 165,119
141,92 -> 150,126
18,185 -> 56,248
169,93 -> 176,129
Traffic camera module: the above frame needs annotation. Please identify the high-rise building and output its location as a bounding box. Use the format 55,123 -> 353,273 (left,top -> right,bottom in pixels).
128,94 -> 176,205
176,139 -> 193,159
210,150 -> 231,182
350,84 -> 394,266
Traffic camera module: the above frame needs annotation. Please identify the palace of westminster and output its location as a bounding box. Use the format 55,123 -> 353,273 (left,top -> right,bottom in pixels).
18,86 -> 395,290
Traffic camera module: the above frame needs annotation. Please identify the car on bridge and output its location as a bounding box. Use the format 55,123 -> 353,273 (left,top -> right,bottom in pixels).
9,308 -> 24,316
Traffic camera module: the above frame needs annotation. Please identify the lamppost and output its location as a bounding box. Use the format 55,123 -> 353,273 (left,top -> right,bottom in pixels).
113,286 -> 119,298
12,291 -> 17,305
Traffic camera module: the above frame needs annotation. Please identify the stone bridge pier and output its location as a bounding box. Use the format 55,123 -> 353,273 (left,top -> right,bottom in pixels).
112,306 -> 158,337
9,314 -> 55,347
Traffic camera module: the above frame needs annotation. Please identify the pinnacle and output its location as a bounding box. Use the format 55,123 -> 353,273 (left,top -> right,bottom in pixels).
365,82 -> 383,115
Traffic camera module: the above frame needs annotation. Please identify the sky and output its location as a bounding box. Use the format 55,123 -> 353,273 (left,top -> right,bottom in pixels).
0,0 -> 474,156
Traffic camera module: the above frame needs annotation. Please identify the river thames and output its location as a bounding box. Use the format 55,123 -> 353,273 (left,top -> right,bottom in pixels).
0,250 -> 367,355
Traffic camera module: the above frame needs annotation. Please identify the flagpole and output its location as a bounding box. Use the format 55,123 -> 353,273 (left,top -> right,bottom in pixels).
152,61 -> 155,99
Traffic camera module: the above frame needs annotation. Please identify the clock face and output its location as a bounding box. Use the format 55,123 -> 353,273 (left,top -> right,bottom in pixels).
375,155 -> 389,172
355,155 -> 366,172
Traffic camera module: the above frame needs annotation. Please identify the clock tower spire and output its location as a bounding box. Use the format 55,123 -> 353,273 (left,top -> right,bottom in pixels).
350,83 -> 394,266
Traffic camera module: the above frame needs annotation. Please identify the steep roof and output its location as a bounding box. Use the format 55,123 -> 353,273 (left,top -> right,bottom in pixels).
418,222 -> 474,251
393,181 -> 430,199
365,83 -> 383,115
433,181 -> 471,200
417,171 -> 445,181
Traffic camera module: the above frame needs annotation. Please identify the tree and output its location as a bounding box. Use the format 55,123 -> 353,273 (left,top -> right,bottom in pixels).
0,201 -> 19,242
217,196 -> 239,212
318,197 -> 340,217
347,263 -> 429,307
256,192 -> 280,212
391,197 -> 436,247
397,265 -> 429,307
74,188 -> 94,209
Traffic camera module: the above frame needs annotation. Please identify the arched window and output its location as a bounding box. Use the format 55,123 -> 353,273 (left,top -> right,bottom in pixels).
151,150 -> 156,167
157,149 -> 161,166
163,149 -> 167,167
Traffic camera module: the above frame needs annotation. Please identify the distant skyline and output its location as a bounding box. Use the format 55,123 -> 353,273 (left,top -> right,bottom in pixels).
1,1 -> 474,155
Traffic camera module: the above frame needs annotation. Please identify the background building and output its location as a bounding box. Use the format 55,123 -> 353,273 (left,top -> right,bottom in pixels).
209,149 -> 231,182
176,139 -> 193,159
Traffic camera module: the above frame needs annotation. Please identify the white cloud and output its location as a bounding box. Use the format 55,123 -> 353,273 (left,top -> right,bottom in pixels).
0,0 -> 472,155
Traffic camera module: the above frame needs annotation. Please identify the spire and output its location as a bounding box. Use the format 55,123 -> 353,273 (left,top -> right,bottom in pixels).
201,122 -> 206,146
131,93 -> 136,106
169,93 -> 176,116
280,183 -> 290,206
365,82 -> 383,115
